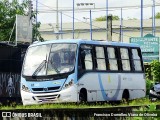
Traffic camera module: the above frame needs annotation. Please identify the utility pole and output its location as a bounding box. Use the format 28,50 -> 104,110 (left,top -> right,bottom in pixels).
56,0 -> 59,39
141,0 -> 143,37
120,8 -> 123,42
73,0 -> 75,39
36,0 -> 38,40
28,0 -> 33,19
28,0 -> 33,42
106,0 -> 108,41
119,25 -> 122,42
152,6 -> 154,35
76,2 -> 95,40
153,0 -> 156,36
107,15 -> 112,41
90,10 -> 92,40
60,11 -> 63,39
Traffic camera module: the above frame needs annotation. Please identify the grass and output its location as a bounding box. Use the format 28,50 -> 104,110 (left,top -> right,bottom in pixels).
0,98 -> 160,110
0,102 -> 112,110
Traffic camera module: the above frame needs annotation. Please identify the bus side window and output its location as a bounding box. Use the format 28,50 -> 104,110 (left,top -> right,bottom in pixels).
95,46 -> 106,70
80,48 -> 93,70
132,49 -> 142,71
107,47 -> 118,71
84,49 -> 93,70
120,48 -> 131,71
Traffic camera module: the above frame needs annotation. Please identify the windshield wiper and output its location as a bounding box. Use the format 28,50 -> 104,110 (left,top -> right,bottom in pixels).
52,62 -> 60,74
32,60 -> 47,78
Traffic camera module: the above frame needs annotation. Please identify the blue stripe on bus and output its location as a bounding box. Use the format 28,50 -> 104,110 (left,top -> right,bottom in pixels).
98,74 -> 121,101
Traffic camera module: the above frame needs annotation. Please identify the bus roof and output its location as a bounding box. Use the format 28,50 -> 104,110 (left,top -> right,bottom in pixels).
29,39 -> 140,48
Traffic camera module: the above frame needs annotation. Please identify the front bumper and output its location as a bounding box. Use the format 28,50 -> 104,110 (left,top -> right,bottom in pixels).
21,85 -> 78,105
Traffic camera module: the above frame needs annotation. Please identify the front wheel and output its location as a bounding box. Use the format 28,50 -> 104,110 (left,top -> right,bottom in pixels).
79,90 -> 87,103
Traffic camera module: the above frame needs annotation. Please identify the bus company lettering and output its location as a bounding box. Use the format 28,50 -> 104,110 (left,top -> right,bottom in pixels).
12,112 -> 42,117
28,113 -> 42,117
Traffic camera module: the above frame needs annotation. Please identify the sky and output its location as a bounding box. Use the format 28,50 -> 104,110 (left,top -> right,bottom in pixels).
27,0 -> 160,24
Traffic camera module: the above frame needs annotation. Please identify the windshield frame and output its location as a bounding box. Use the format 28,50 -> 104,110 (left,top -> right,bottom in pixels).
22,43 -> 78,79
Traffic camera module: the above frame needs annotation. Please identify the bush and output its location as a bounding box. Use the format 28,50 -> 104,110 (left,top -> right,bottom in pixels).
150,60 -> 160,82
146,79 -> 153,95
146,60 -> 160,82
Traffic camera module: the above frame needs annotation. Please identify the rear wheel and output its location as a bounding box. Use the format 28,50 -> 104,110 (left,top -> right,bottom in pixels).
122,90 -> 129,103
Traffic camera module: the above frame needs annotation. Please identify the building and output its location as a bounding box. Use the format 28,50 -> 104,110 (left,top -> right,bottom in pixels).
39,19 -> 160,42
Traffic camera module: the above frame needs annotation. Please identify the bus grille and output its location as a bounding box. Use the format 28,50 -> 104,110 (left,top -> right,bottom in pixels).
35,94 -> 59,102
32,86 -> 60,92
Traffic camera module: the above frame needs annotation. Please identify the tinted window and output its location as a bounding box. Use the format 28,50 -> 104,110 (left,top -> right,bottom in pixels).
120,48 -> 131,71
132,49 -> 142,71
107,47 -> 118,70
95,46 -> 106,70
80,45 -> 93,70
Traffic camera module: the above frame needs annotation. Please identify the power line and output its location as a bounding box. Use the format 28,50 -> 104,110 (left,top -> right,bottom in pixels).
33,0 -> 160,13
35,5 -> 160,14
35,1 -> 159,39
37,4 -> 160,13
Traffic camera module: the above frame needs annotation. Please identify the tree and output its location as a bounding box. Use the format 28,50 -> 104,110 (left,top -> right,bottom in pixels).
0,0 -> 43,42
155,12 -> 160,19
127,17 -> 137,20
147,60 -> 160,82
150,12 -> 160,19
95,14 -> 120,21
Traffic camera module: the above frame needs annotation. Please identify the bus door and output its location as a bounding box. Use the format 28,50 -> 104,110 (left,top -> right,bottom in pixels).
77,45 -> 98,101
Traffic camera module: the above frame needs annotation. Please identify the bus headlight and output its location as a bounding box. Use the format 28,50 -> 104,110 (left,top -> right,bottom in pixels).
64,79 -> 74,89
69,80 -> 73,86
22,84 -> 30,92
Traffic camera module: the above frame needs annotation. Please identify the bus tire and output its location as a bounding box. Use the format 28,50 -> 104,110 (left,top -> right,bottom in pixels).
122,89 -> 129,102
79,88 -> 87,102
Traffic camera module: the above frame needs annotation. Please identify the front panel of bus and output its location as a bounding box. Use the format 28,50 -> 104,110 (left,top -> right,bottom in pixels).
21,43 -> 78,105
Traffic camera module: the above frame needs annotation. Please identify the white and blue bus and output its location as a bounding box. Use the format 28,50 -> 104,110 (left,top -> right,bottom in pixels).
21,39 -> 146,105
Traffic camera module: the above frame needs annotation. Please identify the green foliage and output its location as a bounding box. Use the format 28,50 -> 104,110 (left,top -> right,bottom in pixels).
155,12 -> 160,19
127,18 -> 137,20
95,14 -> 120,21
0,0 -> 26,41
132,103 -> 157,120
112,15 -> 120,20
149,60 -> 160,82
0,98 -> 160,110
95,16 -> 106,21
150,12 -> 160,19
145,65 -> 151,80
147,103 -> 156,111
146,79 -> 153,95
32,22 -> 44,41
0,0 -> 43,42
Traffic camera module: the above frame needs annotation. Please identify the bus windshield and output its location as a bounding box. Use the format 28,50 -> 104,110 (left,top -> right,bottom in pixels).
23,43 -> 77,77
